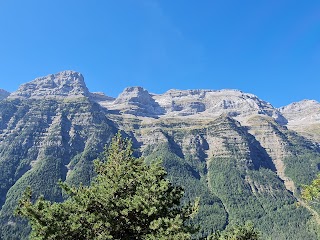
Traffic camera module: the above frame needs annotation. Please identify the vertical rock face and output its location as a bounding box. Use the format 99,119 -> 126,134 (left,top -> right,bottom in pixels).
245,115 -> 295,192
0,89 -> 10,100
8,71 -> 90,99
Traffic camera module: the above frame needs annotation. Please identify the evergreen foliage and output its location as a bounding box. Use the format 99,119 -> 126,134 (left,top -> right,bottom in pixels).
302,173 -> 320,203
144,142 -> 228,238
16,133 -> 198,239
207,222 -> 260,240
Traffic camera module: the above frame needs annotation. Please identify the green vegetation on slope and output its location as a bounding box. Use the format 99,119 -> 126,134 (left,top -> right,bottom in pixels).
145,142 -> 228,238
16,133 -> 198,239
0,98 -> 116,240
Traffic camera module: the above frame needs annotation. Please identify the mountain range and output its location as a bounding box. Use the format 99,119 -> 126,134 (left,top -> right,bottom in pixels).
0,71 -> 320,239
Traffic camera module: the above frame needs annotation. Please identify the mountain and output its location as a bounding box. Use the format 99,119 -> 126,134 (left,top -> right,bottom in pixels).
0,89 -> 10,100
101,87 -> 287,124
8,71 -> 90,100
279,100 -> 320,143
0,71 -> 320,239
0,71 -> 118,238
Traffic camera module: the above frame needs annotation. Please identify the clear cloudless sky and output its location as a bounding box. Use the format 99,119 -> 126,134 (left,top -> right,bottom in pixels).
0,0 -> 319,107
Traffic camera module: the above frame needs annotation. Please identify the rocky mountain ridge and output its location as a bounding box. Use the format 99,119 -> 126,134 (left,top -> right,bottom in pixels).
279,99 -> 320,124
0,89 -> 10,100
8,71 -> 90,100
99,86 -> 288,125
5,70 -> 319,146
1,71 -> 320,239
279,100 -> 320,143
6,71 -> 319,129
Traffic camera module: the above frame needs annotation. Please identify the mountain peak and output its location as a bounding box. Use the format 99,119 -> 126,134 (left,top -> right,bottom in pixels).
114,86 -> 152,105
279,99 -> 320,125
0,89 -> 10,100
279,99 -> 319,111
102,86 -> 164,117
8,71 -> 90,99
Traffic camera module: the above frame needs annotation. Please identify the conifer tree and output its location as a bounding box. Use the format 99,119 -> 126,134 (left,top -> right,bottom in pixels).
207,222 -> 260,240
16,133 -> 198,240
302,173 -> 320,203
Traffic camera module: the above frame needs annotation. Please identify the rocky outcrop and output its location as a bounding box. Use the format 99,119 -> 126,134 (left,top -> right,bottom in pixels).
246,115 -> 295,192
279,100 -> 320,143
153,89 -> 287,124
0,89 -> 10,100
279,100 -> 320,124
103,87 -> 165,117
8,71 -> 90,99
99,88 -> 287,124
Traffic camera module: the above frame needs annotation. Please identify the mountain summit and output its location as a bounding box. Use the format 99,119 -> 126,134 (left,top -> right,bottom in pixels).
8,71 -> 90,99
0,89 -> 10,100
279,100 -> 320,143
279,99 -> 320,124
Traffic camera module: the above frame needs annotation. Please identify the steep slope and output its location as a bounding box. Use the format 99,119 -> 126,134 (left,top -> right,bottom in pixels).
0,72 -> 118,239
103,90 -> 320,239
0,89 -> 10,100
116,113 -> 318,239
1,71 -> 320,239
279,100 -> 320,143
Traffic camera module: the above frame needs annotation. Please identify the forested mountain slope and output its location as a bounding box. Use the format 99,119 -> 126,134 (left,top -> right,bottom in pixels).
0,71 -> 319,239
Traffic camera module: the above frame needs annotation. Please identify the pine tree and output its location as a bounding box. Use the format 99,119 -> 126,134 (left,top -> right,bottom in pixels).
16,133 -> 198,240
207,222 -> 260,240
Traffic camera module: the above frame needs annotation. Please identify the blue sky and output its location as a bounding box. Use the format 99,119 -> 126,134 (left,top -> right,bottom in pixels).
0,0 -> 319,107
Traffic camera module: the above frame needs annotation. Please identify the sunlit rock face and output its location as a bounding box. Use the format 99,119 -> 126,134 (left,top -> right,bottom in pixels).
99,87 -> 287,125
8,71 -> 90,100
153,89 -> 287,123
102,86 -> 165,117
279,100 -> 320,143
279,99 -> 320,125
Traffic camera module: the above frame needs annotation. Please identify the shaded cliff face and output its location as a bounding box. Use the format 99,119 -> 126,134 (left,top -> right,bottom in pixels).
0,71 -> 320,239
